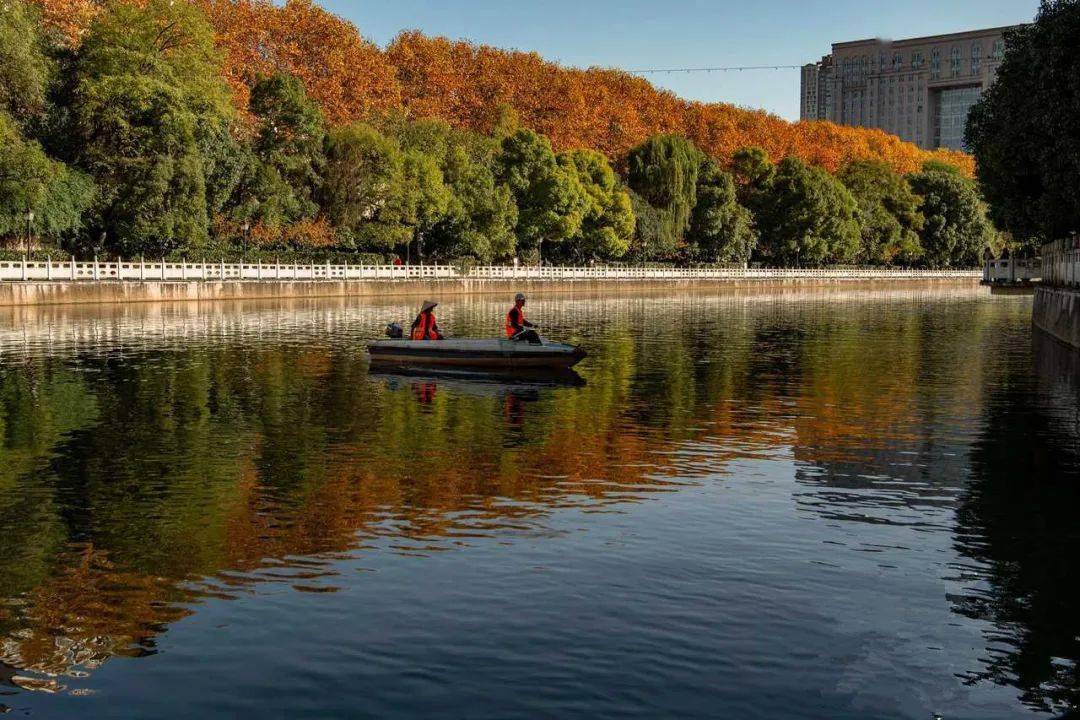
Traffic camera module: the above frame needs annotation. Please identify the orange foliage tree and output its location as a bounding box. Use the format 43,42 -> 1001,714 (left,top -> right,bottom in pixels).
198,0 -> 401,125
29,0 -> 973,177
386,32 -> 974,177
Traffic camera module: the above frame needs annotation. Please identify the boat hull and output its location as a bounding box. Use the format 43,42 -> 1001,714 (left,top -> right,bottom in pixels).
368,338 -> 586,369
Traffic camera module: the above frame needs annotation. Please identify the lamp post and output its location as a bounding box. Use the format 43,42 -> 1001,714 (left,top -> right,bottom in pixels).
242,219 -> 251,256
25,208 -> 34,260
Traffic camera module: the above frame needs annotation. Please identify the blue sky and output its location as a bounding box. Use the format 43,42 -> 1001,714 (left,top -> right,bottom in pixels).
319,0 -> 1037,120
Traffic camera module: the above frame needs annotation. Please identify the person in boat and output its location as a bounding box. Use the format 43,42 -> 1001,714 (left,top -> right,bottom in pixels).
411,300 -> 443,340
505,293 -> 541,344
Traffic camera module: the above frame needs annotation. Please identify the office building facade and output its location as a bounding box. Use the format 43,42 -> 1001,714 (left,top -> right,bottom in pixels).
800,27 -> 1018,150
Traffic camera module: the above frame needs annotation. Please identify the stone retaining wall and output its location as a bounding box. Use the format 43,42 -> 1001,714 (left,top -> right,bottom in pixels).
0,276 -> 982,307
1033,286 -> 1080,349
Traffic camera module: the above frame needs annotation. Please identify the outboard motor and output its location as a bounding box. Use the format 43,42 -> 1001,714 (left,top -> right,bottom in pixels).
385,322 -> 403,339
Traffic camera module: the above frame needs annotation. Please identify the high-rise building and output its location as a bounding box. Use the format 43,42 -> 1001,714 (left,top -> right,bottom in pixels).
800,26 -> 1019,151
800,56 -> 832,121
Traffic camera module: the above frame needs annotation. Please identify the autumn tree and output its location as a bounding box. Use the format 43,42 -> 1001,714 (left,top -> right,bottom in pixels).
754,157 -> 861,266
687,160 -> 757,264
838,160 -> 924,265
197,0 -> 400,125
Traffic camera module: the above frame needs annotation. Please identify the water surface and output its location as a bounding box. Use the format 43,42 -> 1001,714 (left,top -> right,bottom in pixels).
0,286 -> 1077,719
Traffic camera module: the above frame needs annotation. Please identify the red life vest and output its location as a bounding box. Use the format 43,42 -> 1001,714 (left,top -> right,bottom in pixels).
411,311 -> 438,340
505,306 -> 525,337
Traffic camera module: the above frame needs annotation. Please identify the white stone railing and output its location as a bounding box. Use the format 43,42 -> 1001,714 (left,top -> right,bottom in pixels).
983,257 -> 1041,283
0,259 -> 981,283
1041,238 -> 1080,288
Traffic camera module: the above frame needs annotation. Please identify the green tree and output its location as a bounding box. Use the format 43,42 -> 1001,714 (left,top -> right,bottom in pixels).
242,73 -> 326,227
838,159 -> 924,265
399,149 -> 452,261
626,134 -> 703,258
557,149 -> 635,261
908,168 -> 996,269
497,129 -> 585,262
322,123 -> 405,249
0,113 -> 95,242
70,0 -> 235,256
966,1 -> 1080,249
729,146 -> 776,203
687,160 -> 757,264
754,157 -> 861,266
390,119 -> 517,262
0,0 -> 50,122
0,1 -> 94,244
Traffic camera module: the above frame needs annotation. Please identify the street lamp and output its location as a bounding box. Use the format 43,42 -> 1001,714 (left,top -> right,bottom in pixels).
25,208 -> 34,260
242,219 -> 251,256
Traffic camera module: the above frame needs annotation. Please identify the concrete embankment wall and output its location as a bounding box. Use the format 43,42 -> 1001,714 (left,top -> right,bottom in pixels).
1033,286 -> 1080,349
0,276 -> 980,308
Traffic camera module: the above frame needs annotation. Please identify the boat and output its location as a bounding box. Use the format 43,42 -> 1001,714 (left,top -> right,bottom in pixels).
367,338 -> 586,370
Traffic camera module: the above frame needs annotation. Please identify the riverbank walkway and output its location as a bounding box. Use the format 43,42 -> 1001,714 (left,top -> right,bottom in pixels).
0,259 -> 979,283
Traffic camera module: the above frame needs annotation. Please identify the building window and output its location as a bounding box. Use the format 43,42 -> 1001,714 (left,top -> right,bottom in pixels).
893,52 -> 903,72
950,46 -> 962,77
934,85 -> 983,150
931,49 -> 941,80
993,39 -> 1005,60
912,52 -> 924,70
971,43 -> 982,75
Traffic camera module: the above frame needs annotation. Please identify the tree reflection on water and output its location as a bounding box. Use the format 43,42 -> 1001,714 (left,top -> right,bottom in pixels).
0,291 -> 1076,716
952,331 -> 1080,716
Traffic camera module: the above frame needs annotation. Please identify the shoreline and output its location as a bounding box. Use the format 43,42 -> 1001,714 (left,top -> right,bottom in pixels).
0,276 -> 982,308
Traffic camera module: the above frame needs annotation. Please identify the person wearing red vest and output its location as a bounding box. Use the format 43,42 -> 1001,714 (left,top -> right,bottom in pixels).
410,300 -> 443,340
505,293 -> 540,343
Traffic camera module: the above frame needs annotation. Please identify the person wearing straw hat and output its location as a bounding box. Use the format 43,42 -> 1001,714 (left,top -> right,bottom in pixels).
410,300 -> 443,340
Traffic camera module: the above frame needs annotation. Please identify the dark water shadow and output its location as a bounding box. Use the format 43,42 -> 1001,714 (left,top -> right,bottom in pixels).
951,330 -> 1080,717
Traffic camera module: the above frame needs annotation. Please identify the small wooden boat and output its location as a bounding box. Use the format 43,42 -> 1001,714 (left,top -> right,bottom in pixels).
367,338 -> 586,369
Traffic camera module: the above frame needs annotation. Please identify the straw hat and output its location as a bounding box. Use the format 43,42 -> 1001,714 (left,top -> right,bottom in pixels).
420,300 -> 438,313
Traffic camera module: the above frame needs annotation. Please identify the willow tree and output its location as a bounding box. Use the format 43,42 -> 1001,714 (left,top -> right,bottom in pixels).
626,134 -> 703,258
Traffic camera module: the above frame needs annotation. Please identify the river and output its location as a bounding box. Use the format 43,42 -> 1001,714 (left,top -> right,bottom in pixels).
0,286 -> 1077,719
